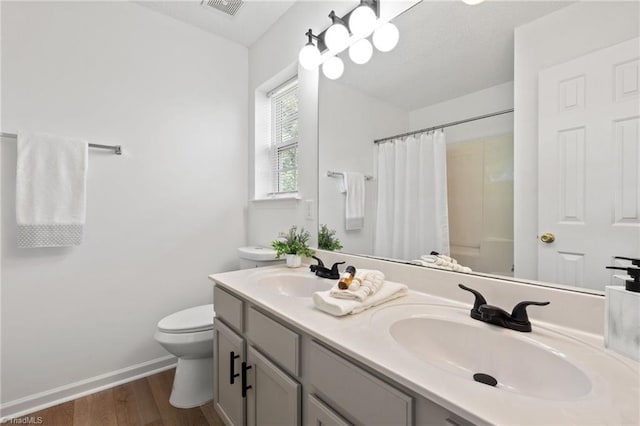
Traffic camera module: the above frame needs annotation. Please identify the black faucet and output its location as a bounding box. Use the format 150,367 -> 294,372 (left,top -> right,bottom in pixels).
458,284 -> 549,332
309,256 -> 345,280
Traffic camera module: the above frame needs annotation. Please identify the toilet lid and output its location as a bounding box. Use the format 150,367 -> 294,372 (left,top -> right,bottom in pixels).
157,304 -> 215,333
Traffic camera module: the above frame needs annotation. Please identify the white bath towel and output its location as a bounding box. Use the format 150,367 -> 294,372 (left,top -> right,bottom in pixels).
330,269 -> 385,302
340,172 -> 365,230
411,255 -> 472,273
313,280 -> 408,316
16,132 -> 88,248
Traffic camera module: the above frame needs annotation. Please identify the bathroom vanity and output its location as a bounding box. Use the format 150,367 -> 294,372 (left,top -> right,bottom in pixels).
209,263 -> 639,426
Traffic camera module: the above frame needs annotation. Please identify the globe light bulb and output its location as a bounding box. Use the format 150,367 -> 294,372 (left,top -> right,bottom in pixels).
324,23 -> 350,53
348,38 -> 373,65
322,56 -> 344,80
349,5 -> 377,38
372,22 -> 399,52
298,43 -> 321,70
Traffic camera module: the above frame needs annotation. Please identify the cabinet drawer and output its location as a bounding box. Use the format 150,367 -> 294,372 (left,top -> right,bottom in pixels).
308,341 -> 413,426
247,307 -> 299,376
214,285 -> 244,332
307,394 -> 351,426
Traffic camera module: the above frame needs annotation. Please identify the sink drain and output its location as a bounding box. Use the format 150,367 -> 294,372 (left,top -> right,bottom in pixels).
473,373 -> 498,387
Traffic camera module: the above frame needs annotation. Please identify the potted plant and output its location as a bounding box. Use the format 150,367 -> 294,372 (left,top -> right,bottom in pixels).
318,224 -> 343,251
272,226 -> 315,268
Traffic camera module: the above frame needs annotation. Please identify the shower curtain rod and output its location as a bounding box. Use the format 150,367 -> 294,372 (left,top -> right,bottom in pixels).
1,132 -> 122,155
373,108 -> 514,144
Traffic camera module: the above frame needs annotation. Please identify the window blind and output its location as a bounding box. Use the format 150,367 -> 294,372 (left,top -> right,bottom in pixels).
270,79 -> 299,194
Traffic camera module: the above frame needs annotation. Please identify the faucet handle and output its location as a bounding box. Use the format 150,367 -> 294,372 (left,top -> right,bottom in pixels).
330,261 -> 345,273
510,301 -> 550,323
309,256 -> 325,273
458,284 -> 488,320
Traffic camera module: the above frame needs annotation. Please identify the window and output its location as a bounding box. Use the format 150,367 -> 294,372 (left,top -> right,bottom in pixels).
269,78 -> 299,194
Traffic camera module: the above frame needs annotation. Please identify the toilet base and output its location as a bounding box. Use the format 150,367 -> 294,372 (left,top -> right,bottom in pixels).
169,357 -> 213,409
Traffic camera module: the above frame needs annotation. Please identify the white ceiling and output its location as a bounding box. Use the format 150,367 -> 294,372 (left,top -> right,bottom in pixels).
137,0 -> 296,47
337,1 -> 572,111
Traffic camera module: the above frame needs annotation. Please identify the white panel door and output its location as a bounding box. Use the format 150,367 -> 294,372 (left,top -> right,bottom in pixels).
538,37 -> 640,290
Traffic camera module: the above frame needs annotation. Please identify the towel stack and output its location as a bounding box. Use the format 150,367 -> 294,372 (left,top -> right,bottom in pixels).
312,269 -> 408,316
411,254 -> 472,273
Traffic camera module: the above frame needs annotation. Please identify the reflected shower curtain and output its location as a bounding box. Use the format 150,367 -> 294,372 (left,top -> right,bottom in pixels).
373,130 -> 449,260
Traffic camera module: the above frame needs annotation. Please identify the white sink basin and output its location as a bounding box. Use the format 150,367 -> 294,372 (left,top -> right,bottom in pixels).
249,270 -> 334,297
372,304 -> 592,400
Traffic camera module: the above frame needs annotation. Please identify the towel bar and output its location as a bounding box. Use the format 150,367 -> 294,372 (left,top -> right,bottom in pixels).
327,170 -> 373,180
1,132 -> 122,155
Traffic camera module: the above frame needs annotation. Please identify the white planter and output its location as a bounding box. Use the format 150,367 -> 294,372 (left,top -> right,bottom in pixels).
285,254 -> 302,268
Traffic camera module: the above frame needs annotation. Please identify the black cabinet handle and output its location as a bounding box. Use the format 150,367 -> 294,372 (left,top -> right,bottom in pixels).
241,362 -> 252,398
229,351 -> 240,385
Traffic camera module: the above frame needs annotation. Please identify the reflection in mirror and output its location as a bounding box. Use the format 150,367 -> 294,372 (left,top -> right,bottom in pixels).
318,1 -> 640,293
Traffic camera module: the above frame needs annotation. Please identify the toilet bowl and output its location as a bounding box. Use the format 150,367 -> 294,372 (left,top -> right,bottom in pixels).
154,304 -> 215,408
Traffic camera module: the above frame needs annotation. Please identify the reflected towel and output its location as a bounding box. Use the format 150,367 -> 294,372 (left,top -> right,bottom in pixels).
330,269 -> 385,302
340,172 -> 365,230
313,280 -> 408,316
16,132 -> 88,247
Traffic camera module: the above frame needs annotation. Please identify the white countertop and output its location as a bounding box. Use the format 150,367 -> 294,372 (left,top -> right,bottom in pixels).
209,265 -> 640,426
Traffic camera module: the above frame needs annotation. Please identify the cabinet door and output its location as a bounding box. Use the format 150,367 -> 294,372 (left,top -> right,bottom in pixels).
246,345 -> 301,426
214,320 -> 245,426
307,394 -> 351,426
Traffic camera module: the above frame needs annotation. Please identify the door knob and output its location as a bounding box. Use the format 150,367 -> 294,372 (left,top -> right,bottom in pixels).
540,233 -> 555,243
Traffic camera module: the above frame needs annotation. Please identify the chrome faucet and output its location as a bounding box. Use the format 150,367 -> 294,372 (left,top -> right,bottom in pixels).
458,284 -> 549,332
310,256 -> 345,280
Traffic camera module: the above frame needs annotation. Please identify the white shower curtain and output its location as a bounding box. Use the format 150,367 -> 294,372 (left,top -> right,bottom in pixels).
373,130 -> 449,260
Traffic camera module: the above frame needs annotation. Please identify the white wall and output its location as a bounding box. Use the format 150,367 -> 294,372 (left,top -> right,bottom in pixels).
409,81 -> 513,142
0,1 -> 247,415
318,79 -> 409,255
513,1 -> 640,280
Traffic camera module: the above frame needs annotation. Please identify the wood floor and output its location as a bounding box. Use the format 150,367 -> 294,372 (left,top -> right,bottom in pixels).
22,369 -> 224,426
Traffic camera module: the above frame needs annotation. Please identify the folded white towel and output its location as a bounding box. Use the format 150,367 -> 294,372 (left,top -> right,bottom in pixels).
313,280 -> 408,316
16,132 -> 88,248
330,269 -> 385,302
340,172 -> 365,230
414,255 -> 472,273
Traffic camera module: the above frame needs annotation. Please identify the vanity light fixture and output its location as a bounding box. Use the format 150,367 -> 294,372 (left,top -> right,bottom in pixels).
349,2 -> 377,38
349,38 -> 373,64
298,0 -> 400,79
462,0 -> 485,5
372,22 -> 399,52
298,29 -> 322,70
323,56 -> 345,80
325,11 -> 350,52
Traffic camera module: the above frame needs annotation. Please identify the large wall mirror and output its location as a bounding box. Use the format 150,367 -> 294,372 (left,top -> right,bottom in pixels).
318,0 -> 640,294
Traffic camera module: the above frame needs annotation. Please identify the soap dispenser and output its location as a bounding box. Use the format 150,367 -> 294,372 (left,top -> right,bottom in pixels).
604,260 -> 640,361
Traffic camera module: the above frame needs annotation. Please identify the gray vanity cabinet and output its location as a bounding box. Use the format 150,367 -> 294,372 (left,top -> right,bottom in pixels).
213,284 -> 472,426
213,320 -> 245,426
307,394 -> 351,426
213,286 -> 302,426
246,345 -> 301,426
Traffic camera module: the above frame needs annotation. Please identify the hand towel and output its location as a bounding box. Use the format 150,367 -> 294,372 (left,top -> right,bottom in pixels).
16,132 -> 88,248
313,281 -> 408,316
340,172 -> 365,230
330,269 -> 385,302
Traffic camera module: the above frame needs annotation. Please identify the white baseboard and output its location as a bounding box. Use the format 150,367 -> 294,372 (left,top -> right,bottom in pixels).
0,355 -> 177,421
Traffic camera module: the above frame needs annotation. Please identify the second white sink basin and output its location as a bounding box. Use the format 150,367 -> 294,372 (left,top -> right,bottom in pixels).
249,270 -> 334,297
372,304 -> 593,400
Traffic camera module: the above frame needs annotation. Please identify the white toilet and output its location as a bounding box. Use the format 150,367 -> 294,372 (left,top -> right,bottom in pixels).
154,247 -> 280,408
154,304 -> 215,408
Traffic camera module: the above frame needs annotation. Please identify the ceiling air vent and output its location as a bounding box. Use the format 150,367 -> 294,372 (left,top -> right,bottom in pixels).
201,0 -> 244,17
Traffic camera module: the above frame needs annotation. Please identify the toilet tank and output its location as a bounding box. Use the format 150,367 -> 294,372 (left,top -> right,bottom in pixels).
237,246 -> 283,269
